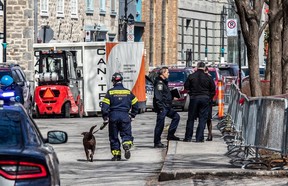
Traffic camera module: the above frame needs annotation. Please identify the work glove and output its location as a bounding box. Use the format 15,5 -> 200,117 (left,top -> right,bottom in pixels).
100,119 -> 109,130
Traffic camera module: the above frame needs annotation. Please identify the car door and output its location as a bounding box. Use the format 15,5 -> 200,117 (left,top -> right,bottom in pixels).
12,69 -> 32,111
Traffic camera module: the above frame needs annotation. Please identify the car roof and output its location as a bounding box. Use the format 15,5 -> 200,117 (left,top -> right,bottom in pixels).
151,66 -> 193,72
0,103 -> 26,113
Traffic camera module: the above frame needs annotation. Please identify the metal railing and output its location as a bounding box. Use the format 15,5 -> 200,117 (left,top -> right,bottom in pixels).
220,83 -> 288,170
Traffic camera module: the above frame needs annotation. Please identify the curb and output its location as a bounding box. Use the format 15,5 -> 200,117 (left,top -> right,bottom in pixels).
159,141 -> 288,181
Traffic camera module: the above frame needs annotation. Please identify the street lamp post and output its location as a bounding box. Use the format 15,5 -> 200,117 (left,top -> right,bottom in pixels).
2,0 -> 6,63
221,6 -> 226,63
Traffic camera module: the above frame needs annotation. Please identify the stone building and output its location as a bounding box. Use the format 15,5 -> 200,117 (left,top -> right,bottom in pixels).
0,0 -> 34,76
0,0 -> 119,79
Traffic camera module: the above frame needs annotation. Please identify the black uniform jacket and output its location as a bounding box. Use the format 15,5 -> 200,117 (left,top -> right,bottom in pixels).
153,76 -> 172,112
184,70 -> 216,99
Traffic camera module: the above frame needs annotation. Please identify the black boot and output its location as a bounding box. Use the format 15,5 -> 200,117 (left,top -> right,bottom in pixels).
111,155 -> 121,161
154,143 -> 167,148
123,144 -> 131,159
167,135 -> 180,141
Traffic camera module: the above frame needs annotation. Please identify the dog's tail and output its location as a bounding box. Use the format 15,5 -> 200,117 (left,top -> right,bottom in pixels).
89,125 -> 97,134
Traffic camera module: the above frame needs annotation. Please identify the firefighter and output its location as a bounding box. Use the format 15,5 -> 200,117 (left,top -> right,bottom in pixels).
0,75 -> 24,104
101,72 -> 139,161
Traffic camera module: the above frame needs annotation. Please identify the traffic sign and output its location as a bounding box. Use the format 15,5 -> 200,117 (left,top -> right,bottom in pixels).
226,19 -> 237,37
127,24 -> 134,42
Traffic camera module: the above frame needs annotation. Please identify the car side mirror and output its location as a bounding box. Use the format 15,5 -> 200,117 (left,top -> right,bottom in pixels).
47,131 -> 68,144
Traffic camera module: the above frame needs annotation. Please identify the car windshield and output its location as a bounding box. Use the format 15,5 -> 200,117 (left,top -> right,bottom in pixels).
0,110 -> 22,147
0,71 -> 12,81
168,71 -> 187,82
219,68 -> 235,77
209,71 -> 217,80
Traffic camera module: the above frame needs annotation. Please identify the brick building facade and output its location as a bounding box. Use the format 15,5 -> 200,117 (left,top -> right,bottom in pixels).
142,0 -> 178,71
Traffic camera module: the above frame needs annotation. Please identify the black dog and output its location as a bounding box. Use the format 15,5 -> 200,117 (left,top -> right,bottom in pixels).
81,125 -> 97,162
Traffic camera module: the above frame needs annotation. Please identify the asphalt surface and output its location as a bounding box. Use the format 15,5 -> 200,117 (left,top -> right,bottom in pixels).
35,106 -> 288,186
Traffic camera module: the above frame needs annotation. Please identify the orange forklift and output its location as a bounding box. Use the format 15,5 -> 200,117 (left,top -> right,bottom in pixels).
33,49 -> 83,118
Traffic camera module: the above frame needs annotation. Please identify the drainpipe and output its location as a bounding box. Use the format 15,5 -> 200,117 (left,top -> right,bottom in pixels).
192,19 -> 195,61
161,0 -> 166,65
198,20 -> 201,61
181,18 -> 184,62
149,0 -> 154,66
34,0 -> 38,42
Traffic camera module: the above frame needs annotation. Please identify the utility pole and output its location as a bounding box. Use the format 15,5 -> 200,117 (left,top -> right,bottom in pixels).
124,0 -> 128,41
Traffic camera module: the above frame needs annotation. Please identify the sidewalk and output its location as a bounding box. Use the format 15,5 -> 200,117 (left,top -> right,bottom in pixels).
159,118 -> 288,181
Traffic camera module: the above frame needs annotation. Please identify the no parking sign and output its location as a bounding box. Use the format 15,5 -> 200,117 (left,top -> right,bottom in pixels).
226,19 -> 238,37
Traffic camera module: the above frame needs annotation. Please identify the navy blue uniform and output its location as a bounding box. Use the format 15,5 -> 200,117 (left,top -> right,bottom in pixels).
101,83 -> 138,157
153,77 -> 180,145
184,69 -> 216,142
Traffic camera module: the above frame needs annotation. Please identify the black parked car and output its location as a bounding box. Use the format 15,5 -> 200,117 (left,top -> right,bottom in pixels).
0,99 -> 67,186
0,63 -> 33,115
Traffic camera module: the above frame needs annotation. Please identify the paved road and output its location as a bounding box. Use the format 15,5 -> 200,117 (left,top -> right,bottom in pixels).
35,110 -> 288,186
35,111 -> 166,186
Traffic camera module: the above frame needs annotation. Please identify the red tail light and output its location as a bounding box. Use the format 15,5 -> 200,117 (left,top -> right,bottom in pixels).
0,160 -> 47,180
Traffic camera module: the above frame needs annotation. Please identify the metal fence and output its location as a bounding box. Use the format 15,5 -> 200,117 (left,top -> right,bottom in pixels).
223,83 -> 288,169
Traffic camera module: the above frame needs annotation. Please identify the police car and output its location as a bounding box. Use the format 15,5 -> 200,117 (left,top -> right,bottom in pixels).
0,93 -> 68,186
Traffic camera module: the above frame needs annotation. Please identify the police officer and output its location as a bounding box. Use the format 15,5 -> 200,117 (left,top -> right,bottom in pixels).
101,72 -> 139,161
153,66 -> 180,148
183,62 -> 216,142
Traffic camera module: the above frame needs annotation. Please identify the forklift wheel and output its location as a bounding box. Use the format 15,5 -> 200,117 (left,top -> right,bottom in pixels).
63,102 -> 71,118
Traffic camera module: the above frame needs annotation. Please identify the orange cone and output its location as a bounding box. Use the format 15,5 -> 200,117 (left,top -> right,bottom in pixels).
218,81 -> 224,118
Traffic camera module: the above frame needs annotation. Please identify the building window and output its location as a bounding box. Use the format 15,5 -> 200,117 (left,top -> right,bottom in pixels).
40,0 -> 49,16
100,0 -> 106,15
111,0 -> 116,16
71,0 -> 78,19
86,0 -> 94,14
57,0 -> 64,18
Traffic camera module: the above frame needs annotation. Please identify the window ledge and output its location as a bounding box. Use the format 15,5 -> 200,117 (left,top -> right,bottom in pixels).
56,13 -> 64,18
71,14 -> 78,19
100,10 -> 106,15
110,12 -> 117,17
40,12 -> 49,17
86,9 -> 94,14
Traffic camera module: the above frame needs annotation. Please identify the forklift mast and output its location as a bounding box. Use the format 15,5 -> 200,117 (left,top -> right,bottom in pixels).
34,50 -> 77,86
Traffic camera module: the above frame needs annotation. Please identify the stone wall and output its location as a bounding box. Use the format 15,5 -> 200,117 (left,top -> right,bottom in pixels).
0,0 -> 34,79
0,0 -> 119,80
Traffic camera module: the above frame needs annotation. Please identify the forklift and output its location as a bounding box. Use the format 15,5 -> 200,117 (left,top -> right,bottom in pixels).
33,49 -> 83,118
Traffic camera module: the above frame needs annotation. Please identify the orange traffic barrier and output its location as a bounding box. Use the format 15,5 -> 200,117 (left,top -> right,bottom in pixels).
218,81 -> 224,118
